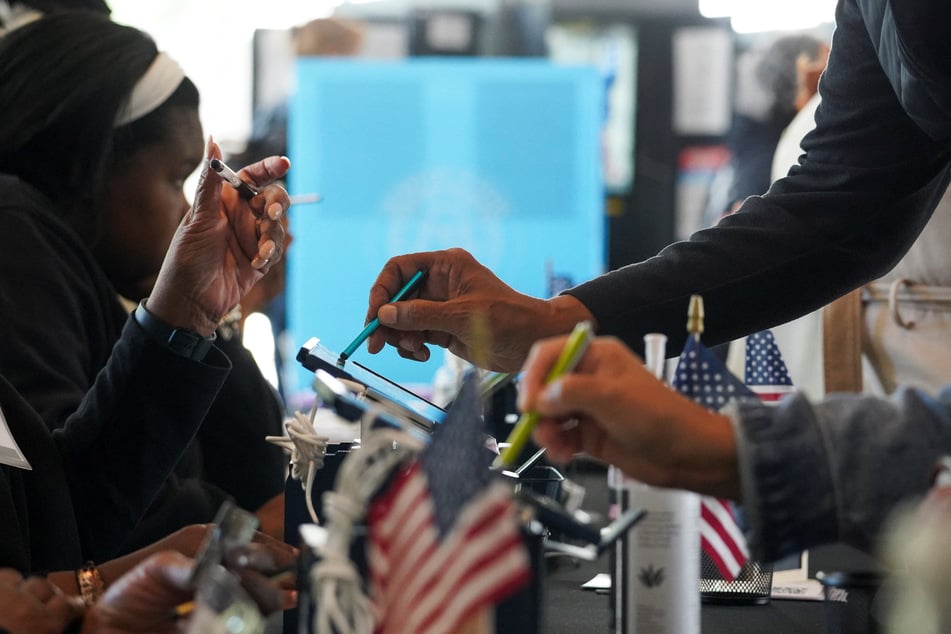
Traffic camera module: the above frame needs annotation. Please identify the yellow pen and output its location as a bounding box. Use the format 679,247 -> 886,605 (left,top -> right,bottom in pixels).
495,320 -> 593,468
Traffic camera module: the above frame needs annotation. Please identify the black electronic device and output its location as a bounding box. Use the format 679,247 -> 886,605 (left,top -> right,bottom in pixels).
297,337 -> 446,432
310,368 -> 432,445
189,501 -> 259,587
515,486 -> 647,561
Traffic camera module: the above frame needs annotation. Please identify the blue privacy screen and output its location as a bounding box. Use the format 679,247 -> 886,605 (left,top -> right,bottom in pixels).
286,58 -> 605,393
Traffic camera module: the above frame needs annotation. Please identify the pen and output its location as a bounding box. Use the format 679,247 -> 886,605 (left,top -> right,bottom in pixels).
209,157 -> 260,199
289,193 -> 322,205
494,321 -> 593,468
338,268 -> 427,363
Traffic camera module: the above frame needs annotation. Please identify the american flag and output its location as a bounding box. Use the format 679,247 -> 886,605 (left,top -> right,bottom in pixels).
671,334 -> 757,582
365,375 -> 531,634
744,330 -> 795,402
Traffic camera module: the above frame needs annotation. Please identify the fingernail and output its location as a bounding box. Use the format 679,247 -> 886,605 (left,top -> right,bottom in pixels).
286,590 -> 299,609
413,349 -> 429,362
542,379 -> 563,404
259,240 -> 276,259
398,336 -> 416,352
166,562 -> 193,588
252,254 -> 271,270
267,202 -> 284,221
379,305 -> 397,325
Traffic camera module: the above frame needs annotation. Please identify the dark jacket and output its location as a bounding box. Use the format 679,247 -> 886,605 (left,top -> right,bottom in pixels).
0,173 -> 271,561
567,0 -> 951,356
0,317 -> 229,572
731,384 -> 951,562
566,0 -> 951,563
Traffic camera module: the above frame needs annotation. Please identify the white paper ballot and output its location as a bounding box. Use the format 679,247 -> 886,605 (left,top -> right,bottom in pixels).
770,579 -> 839,602
0,404 -> 31,470
581,573 -> 611,591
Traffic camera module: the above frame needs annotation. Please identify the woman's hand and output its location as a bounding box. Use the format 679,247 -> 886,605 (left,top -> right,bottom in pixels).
147,137 -> 290,337
519,335 -> 740,499
81,552 -> 193,634
224,540 -> 298,613
0,569 -> 85,634
81,538 -> 298,633
45,524 -> 212,598
254,492 -> 285,541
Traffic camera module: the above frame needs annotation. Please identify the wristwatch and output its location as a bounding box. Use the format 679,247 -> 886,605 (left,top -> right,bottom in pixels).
134,300 -> 216,361
76,561 -> 105,606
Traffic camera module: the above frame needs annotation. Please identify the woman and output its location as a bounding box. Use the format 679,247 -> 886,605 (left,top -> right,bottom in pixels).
0,13 -> 289,566
89,15 -> 288,528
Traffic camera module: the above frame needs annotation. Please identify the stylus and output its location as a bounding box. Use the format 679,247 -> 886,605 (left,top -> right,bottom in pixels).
209,157 -> 260,199
338,268 -> 427,363
494,320 -> 593,468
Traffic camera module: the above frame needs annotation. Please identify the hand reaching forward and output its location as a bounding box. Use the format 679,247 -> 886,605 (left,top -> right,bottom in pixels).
364,248 -> 594,372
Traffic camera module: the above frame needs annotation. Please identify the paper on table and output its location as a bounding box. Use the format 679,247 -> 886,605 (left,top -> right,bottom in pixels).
583,570 -> 837,602
581,573 -> 611,591
312,408 -> 361,444
0,404 -> 30,470
770,579 -> 827,602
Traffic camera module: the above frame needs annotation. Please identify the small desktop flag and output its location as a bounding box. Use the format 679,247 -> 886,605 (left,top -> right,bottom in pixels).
365,375 -> 530,634
672,334 -> 756,582
744,330 -> 795,403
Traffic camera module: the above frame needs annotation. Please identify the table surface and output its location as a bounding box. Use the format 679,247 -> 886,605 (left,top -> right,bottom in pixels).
544,549 -> 830,633
543,462 -> 880,634
285,451 -> 882,634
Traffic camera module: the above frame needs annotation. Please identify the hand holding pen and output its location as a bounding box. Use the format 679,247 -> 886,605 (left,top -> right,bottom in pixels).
516,332 -> 740,495
495,321 -> 593,468
212,157 -> 322,207
339,269 -> 428,362
146,138 -> 290,337
210,157 -> 260,200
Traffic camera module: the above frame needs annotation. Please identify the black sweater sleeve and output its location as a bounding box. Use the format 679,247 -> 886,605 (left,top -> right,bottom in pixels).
196,334 -> 286,513
566,0 -> 951,356
54,316 -> 231,560
0,182 -> 234,562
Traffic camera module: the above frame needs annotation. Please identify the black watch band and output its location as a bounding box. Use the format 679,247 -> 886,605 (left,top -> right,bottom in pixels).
134,300 -> 216,361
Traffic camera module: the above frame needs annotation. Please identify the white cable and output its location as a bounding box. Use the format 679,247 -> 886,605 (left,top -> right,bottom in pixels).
266,405 -> 329,525
311,492 -> 373,634
310,426 -> 425,634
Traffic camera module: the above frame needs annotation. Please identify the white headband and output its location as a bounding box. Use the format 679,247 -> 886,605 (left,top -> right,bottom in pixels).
0,5 -> 42,36
114,52 -> 186,127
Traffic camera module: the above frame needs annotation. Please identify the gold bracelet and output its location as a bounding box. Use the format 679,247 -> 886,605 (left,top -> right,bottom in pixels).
75,561 -> 105,607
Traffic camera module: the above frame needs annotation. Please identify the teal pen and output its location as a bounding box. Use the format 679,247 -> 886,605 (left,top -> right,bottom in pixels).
338,268 -> 427,363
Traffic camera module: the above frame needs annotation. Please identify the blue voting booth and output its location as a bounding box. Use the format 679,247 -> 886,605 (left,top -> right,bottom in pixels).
286,58 -> 605,396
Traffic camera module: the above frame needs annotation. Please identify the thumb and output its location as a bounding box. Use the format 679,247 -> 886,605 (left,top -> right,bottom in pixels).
191,137 -> 224,221
378,298 -> 465,334
139,551 -> 194,591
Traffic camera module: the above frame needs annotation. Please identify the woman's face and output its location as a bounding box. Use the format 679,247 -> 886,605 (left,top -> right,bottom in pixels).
96,105 -> 204,301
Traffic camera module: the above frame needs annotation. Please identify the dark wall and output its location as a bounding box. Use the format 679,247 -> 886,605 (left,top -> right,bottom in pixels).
607,16 -> 730,270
